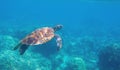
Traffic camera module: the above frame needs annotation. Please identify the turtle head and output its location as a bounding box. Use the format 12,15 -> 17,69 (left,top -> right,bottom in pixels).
53,24 -> 63,31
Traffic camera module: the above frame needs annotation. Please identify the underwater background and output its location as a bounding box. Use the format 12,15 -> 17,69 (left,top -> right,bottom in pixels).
0,0 -> 120,70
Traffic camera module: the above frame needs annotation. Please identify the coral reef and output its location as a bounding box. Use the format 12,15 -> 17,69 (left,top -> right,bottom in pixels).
1,28 -> 119,70
0,35 -> 51,70
98,43 -> 120,70
65,57 -> 86,70
0,35 -> 18,50
0,50 -> 51,70
0,33 -> 101,70
63,36 -> 99,70
52,53 -> 86,70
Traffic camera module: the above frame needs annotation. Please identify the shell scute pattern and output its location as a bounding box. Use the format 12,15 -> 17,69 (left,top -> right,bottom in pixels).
21,27 -> 54,45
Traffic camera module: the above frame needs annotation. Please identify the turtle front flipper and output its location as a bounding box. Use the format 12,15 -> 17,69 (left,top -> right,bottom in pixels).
55,34 -> 62,51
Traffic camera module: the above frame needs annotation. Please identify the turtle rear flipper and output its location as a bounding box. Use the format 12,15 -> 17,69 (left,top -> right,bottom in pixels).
19,44 -> 29,55
13,42 -> 22,50
14,43 -> 29,55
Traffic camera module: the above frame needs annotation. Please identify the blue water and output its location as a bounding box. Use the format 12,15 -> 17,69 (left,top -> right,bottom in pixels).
0,0 -> 120,70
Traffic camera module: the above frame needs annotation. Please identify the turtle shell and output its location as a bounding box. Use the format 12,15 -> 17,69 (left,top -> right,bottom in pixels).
21,27 -> 55,45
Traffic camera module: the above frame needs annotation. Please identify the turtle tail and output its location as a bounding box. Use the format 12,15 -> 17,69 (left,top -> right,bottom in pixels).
13,42 -> 29,55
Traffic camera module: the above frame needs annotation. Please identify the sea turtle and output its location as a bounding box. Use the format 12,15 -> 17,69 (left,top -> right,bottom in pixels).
14,24 -> 63,55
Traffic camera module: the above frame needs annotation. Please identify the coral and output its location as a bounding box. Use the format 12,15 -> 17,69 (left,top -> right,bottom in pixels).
0,35 -> 18,51
63,36 -> 98,70
0,50 -> 52,70
98,43 -> 120,70
0,35 -> 52,70
51,53 -> 86,70
65,57 -> 86,70
49,52 -> 69,70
